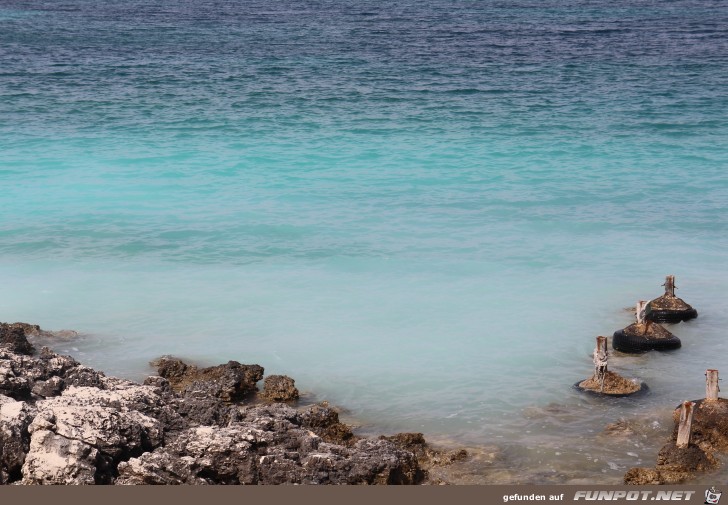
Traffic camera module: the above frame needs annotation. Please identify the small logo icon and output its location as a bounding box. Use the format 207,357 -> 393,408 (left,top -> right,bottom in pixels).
705,487 -> 722,505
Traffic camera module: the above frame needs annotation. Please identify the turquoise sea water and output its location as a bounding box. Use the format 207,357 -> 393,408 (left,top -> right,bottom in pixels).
2,0 -> 728,483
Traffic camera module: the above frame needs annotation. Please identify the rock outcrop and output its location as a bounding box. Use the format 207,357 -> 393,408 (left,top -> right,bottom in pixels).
625,399 -> 728,484
0,322 -> 431,485
117,403 -> 423,485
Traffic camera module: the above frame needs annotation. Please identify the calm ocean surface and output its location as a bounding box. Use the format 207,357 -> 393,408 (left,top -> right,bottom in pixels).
1,0 -> 727,483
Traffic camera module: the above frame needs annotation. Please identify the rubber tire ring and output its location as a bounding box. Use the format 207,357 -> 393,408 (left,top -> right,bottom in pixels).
647,308 -> 698,324
612,329 -> 681,353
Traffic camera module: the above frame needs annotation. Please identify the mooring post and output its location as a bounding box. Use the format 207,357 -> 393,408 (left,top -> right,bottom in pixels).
676,401 -> 696,448
706,369 -> 720,401
663,275 -> 676,296
594,336 -> 609,392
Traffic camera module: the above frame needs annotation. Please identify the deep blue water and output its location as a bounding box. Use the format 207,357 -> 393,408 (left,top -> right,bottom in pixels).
1,0 -> 727,483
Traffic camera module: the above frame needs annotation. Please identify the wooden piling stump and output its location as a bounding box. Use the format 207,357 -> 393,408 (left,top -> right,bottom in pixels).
613,302 -> 680,353
677,401 -> 696,449
663,275 -> 676,297
706,370 -> 720,401
646,275 -> 698,323
576,336 -> 644,397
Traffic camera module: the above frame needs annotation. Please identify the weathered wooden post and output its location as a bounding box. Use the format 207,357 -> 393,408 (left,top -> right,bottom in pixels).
636,300 -> 654,335
676,401 -> 696,448
663,275 -> 676,296
594,336 -> 608,392
706,369 -> 720,401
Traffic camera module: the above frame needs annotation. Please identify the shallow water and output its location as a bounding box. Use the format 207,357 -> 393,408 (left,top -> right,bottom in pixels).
1,0 -> 727,483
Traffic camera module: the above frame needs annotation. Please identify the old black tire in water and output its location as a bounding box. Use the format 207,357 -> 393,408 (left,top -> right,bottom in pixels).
612,329 -> 681,353
646,308 -> 698,324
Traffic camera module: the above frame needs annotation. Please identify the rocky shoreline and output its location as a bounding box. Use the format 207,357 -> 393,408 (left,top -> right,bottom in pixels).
0,322 -> 463,485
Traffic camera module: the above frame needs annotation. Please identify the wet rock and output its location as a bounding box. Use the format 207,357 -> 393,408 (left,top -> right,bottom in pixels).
624,467 -> 688,485
603,419 -> 636,437
380,432 -> 467,471
6,323 -> 43,338
345,438 -> 424,484
155,357 -> 264,402
380,433 -> 431,465
381,432 -> 428,451
300,403 -> 357,446
6,323 -> 78,341
154,357 -> 189,381
0,323 -> 34,355
260,375 -> 299,402
655,442 -> 717,473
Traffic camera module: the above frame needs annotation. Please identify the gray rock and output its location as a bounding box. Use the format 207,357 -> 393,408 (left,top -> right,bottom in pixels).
63,366 -> 104,389
0,396 -> 35,483
0,352 -> 33,400
21,428 -> 98,485
118,404 -> 425,485
32,376 -> 65,398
